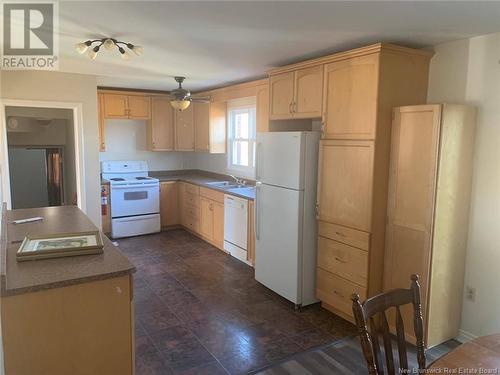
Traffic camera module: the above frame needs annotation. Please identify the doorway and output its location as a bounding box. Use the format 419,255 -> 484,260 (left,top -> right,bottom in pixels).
5,106 -> 77,210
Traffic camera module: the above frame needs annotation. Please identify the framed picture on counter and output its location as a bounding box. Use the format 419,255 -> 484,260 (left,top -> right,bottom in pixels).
16,231 -> 104,261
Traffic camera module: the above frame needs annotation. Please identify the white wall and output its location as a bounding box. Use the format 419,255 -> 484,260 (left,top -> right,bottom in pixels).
99,119 -> 184,171
1,71 -> 101,227
428,32 -> 500,339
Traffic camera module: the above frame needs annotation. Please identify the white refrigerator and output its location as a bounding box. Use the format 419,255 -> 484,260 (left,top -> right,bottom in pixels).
254,131 -> 320,307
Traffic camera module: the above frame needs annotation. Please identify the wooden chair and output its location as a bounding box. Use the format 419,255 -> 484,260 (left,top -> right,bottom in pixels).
351,274 -> 425,375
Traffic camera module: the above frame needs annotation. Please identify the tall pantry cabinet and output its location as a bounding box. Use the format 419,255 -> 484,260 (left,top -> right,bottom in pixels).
385,104 -> 476,347
314,44 -> 433,321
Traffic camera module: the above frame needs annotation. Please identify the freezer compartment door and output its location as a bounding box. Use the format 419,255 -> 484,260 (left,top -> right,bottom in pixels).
256,132 -> 305,190
255,183 -> 303,304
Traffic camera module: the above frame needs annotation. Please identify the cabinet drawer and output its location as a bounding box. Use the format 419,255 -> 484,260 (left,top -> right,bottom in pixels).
316,268 -> 367,318
184,192 -> 200,207
184,205 -> 200,219
200,186 -> 224,204
184,183 -> 200,195
317,236 -> 368,287
318,221 -> 370,251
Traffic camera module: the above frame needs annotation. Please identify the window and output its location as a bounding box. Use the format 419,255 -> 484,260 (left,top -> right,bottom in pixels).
227,99 -> 256,178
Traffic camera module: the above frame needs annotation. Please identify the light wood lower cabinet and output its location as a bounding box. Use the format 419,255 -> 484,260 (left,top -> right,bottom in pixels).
160,181 -> 179,227
199,187 -> 225,250
247,200 -> 255,265
179,182 -> 200,234
1,275 -> 134,375
159,182 -> 254,259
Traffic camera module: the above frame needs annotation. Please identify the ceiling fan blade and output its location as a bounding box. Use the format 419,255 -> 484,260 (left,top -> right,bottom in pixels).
190,96 -> 211,103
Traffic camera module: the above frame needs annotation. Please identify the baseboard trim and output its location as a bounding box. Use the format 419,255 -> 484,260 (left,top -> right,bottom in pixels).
456,329 -> 477,343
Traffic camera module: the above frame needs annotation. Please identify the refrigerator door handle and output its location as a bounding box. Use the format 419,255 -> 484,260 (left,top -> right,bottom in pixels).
255,142 -> 262,181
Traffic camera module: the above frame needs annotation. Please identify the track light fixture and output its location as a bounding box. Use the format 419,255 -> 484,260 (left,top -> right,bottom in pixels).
75,38 -> 143,60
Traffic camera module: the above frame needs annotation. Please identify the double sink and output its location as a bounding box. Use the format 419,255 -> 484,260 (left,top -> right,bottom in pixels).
205,181 -> 255,196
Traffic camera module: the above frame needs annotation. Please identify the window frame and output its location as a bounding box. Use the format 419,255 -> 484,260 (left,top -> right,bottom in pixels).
226,97 -> 257,178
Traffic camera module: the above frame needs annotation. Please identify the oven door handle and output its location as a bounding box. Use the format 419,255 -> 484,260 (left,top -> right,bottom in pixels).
111,185 -> 158,190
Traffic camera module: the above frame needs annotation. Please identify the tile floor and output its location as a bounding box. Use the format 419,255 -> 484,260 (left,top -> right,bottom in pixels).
118,230 -> 356,375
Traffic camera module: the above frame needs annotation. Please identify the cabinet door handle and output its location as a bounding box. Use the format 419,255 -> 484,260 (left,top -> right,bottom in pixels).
293,101 -> 297,113
289,102 -> 293,114
315,204 -> 320,219
334,256 -> 347,264
333,290 -> 346,299
335,231 -> 346,237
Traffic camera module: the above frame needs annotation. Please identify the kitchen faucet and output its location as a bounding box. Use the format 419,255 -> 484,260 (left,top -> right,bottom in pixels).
228,175 -> 245,185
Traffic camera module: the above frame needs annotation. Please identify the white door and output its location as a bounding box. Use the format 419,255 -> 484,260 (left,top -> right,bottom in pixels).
256,132 -> 305,190
255,183 -> 303,304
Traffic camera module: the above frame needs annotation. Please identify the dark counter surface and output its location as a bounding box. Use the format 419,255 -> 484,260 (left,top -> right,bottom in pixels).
102,169 -> 255,200
150,170 -> 256,200
0,206 -> 135,297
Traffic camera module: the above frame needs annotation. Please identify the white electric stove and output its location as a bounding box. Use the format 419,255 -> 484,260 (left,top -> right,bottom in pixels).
101,161 -> 160,238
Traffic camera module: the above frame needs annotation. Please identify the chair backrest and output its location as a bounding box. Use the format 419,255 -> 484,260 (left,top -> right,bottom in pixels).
351,274 -> 425,375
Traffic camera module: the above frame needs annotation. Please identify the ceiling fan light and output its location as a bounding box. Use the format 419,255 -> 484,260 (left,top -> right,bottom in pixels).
118,47 -> 130,60
170,100 -> 191,111
88,45 -> 99,60
75,42 -> 89,54
103,38 -> 115,50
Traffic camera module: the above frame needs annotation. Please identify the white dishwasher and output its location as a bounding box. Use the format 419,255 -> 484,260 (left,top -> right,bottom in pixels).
224,194 -> 249,264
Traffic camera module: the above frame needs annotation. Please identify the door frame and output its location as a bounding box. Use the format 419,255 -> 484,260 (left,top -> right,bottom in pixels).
0,99 -> 86,212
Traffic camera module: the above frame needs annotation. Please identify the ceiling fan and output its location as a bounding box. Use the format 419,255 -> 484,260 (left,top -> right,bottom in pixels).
170,76 -> 210,111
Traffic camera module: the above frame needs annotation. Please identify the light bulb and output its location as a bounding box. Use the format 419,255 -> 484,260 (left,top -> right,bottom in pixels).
88,46 -> 99,60
103,39 -> 115,50
131,45 -> 143,56
119,48 -> 130,60
75,42 -> 89,54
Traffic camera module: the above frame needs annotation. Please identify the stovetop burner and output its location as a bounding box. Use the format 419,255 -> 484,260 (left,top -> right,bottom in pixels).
110,178 -> 125,181
136,177 -> 150,180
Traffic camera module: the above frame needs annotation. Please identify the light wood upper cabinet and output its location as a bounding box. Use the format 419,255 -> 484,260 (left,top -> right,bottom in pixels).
256,84 -> 269,133
269,72 -> 295,119
322,54 -> 379,139
103,94 -> 128,118
194,102 -> 210,152
294,65 -> 323,119
128,95 -> 151,119
175,105 -> 195,151
98,93 -> 105,151
269,66 -> 323,120
317,139 -> 374,232
160,181 -> 179,227
102,93 -> 151,120
193,101 -> 226,153
148,96 -> 174,151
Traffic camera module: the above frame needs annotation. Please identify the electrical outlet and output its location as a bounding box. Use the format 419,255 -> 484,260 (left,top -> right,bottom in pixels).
465,286 -> 476,302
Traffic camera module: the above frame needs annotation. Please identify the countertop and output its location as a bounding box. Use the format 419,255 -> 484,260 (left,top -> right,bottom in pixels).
0,206 -> 135,297
102,170 -> 255,200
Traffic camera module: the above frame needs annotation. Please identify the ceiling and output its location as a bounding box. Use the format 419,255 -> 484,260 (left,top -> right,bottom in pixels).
59,1 -> 500,92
